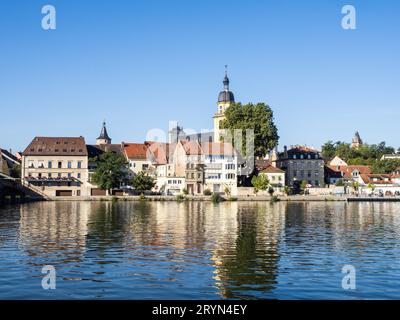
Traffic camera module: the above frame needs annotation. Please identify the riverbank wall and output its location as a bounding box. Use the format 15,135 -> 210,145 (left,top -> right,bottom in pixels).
46,195 -> 350,202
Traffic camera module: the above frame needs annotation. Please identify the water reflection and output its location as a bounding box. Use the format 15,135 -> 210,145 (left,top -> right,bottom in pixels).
2,201 -> 400,299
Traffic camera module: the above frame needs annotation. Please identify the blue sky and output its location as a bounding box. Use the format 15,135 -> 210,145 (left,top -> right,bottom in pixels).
1,0 -> 399,152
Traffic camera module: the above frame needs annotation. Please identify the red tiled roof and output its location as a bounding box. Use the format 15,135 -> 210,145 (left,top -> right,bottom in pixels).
123,143 -> 148,160
145,141 -> 174,165
360,173 -> 393,185
328,165 -> 372,179
181,140 -> 202,155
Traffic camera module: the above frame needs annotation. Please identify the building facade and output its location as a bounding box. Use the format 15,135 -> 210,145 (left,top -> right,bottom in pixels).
21,137 -> 90,197
259,165 -> 285,188
202,142 -> 238,195
123,142 -> 154,177
276,146 -> 325,187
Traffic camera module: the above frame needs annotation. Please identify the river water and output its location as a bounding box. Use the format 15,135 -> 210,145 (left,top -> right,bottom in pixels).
0,200 -> 400,299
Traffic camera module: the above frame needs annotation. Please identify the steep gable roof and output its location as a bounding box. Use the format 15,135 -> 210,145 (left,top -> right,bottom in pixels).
123,143 -> 148,160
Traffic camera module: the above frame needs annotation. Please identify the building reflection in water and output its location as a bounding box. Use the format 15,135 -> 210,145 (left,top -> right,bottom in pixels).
15,200 -> 400,299
19,201 -> 90,266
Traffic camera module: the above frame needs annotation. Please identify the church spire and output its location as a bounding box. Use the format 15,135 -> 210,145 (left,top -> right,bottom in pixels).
96,121 -> 111,145
223,65 -> 230,91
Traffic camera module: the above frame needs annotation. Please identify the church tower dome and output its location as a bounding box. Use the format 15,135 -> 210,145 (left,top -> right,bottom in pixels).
218,69 -> 235,103
213,66 -> 235,142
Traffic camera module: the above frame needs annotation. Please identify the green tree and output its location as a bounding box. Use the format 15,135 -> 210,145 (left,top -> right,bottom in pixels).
367,183 -> 376,193
321,141 -> 336,159
352,181 -> 360,192
91,152 -> 129,192
321,139 -> 397,165
283,186 -> 290,196
335,179 -> 345,187
268,186 -> 275,196
372,159 -> 400,174
130,172 -> 155,192
251,174 -> 270,194
221,102 -> 279,158
10,164 -> 21,178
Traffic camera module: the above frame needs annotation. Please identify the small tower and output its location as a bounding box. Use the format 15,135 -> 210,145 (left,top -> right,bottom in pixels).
96,121 -> 112,145
213,66 -> 235,142
351,131 -> 363,149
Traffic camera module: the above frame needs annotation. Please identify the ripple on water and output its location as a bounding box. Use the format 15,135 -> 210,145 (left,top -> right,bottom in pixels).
1,201 -> 400,299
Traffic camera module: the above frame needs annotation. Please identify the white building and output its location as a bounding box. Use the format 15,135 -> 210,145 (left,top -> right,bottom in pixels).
259,165 -> 285,188
202,142 -> 238,195
122,142 -> 154,177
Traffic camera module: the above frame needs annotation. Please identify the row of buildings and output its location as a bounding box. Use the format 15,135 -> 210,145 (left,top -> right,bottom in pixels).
4,72 -> 400,198
13,71 -> 283,197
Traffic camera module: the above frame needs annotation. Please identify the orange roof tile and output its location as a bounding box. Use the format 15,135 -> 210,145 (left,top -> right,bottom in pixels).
123,143 -> 148,160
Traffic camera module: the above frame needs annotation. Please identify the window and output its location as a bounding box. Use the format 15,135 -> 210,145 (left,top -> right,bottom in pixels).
48,161 -> 52,168
77,161 -> 82,169
68,173 -> 71,178
58,173 -> 62,178
48,173 -> 52,178
77,173 -> 81,179
68,161 -> 72,169
58,161 -> 62,169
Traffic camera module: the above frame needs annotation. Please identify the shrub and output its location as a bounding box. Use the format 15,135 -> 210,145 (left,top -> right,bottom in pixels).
203,189 -> 212,196
270,196 -> 280,203
268,186 -> 275,196
211,193 -> 224,203
139,193 -> 146,201
176,194 -> 186,202
182,188 -> 188,195
228,197 -> 238,201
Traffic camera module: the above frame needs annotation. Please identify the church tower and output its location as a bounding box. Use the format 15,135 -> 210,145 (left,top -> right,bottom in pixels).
96,121 -> 112,145
213,67 -> 235,142
351,131 -> 363,149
